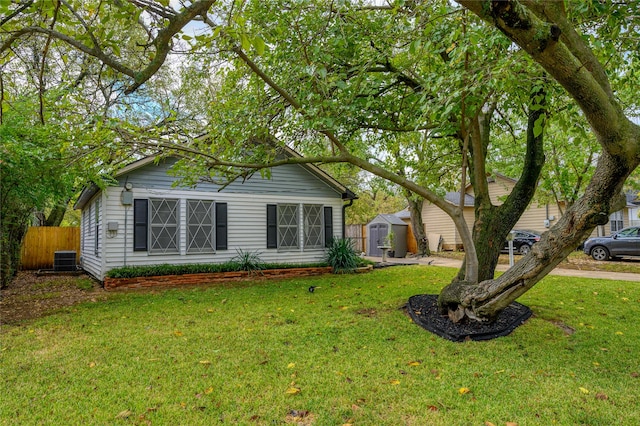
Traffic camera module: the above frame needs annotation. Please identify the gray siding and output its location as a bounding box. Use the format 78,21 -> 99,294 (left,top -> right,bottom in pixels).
88,186 -> 343,279
116,158 -> 342,199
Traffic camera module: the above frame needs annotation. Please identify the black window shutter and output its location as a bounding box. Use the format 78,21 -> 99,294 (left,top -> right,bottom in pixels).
215,202 -> 228,250
267,204 -> 278,248
324,206 -> 333,247
133,199 -> 148,251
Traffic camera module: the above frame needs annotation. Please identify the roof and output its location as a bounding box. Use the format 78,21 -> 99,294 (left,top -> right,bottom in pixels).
394,208 -> 411,220
370,214 -> 408,226
445,191 -> 475,207
74,151 -> 356,210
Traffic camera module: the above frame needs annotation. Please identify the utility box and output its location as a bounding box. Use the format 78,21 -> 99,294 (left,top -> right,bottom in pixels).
54,251 -> 77,272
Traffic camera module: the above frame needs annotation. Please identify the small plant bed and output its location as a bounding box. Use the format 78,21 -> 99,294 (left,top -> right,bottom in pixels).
407,294 -> 532,342
104,263 -> 335,290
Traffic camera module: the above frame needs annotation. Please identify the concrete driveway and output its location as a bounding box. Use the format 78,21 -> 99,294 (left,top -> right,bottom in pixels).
365,255 -> 640,282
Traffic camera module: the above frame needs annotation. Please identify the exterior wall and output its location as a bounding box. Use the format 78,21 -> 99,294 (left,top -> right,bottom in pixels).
513,202 -> 563,233
78,156 -> 348,280
421,203 -> 459,250
79,193 -> 103,278
115,158 -> 342,199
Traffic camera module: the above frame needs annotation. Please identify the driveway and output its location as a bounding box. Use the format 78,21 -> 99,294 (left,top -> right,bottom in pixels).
365,255 -> 640,282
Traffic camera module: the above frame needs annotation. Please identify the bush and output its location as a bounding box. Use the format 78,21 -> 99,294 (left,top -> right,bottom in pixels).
230,249 -> 265,274
324,238 -> 359,274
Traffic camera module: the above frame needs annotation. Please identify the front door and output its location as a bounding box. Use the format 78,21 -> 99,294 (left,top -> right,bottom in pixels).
368,223 -> 388,256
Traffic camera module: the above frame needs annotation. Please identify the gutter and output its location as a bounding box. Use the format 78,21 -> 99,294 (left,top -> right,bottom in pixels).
342,196 -> 355,239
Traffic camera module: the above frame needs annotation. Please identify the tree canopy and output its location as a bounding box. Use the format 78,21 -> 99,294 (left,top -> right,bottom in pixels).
2,0 -> 638,321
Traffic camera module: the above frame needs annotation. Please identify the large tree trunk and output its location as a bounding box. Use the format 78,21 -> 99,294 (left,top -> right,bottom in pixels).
440,0 -> 640,322
455,86 -> 546,283
406,196 -> 429,256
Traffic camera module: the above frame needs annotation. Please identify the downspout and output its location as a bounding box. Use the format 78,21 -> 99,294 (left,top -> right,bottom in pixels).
342,197 -> 354,239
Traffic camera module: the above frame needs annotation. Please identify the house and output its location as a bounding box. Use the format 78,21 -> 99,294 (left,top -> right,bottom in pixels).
366,214 -> 408,258
421,175 -> 636,251
74,154 -> 356,280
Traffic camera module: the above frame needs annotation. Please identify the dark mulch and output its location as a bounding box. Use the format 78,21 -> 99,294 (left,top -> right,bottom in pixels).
407,294 -> 532,342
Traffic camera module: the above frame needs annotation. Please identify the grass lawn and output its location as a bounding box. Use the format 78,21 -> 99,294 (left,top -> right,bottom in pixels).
2,265 -> 639,425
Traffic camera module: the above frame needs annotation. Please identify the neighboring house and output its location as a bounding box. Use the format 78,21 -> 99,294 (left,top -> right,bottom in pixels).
74,154 -> 356,280
420,174 -> 636,251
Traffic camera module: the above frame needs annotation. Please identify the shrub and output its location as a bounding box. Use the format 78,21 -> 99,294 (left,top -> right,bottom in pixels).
325,238 -> 359,274
106,261 -> 330,279
230,249 -> 265,274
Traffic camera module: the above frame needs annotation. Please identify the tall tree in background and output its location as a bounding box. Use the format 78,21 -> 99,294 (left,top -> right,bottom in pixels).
2,1 -> 638,322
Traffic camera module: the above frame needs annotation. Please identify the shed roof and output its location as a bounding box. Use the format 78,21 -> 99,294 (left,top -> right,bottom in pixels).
369,213 -> 408,226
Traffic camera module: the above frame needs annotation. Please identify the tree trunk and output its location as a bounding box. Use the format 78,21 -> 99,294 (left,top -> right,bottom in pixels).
406,196 -> 429,256
440,138 -> 636,321
44,201 -> 68,226
455,86 -> 546,283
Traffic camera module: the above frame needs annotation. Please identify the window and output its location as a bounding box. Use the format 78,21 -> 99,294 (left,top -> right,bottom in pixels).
267,204 -> 333,250
304,204 -> 323,249
278,204 -> 299,249
94,199 -> 100,257
610,211 -> 624,233
134,199 -> 227,254
150,198 -> 179,254
187,200 -> 214,253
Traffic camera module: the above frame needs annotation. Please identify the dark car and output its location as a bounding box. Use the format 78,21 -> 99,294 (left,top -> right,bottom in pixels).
583,226 -> 640,261
503,230 -> 541,255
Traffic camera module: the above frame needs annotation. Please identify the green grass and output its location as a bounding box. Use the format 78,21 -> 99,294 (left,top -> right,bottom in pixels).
2,266 -> 640,425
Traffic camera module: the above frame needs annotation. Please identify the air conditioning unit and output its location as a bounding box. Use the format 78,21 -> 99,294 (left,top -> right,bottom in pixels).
54,251 -> 77,272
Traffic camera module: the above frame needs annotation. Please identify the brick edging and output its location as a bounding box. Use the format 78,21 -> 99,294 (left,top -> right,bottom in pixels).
103,266 -> 334,290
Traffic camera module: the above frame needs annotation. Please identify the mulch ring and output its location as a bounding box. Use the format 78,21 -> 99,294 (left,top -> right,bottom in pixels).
0,271 -> 107,326
406,294 -> 532,342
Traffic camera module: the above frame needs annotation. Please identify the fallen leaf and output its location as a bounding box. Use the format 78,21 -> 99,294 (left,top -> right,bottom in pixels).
89,362 -> 96,368
285,387 -> 301,395
458,387 -> 471,395
428,405 -> 439,412
115,410 -> 132,419
204,387 -> 214,394
408,361 -> 421,367
174,330 -> 183,337
199,360 -> 211,365
595,392 -> 608,400
506,423 -> 518,426
389,379 -> 401,385
485,422 -> 496,426
351,404 -> 361,411
615,331 -> 624,335
579,387 -> 590,394
631,372 -> 639,378
287,363 -> 296,369
207,309 -> 214,313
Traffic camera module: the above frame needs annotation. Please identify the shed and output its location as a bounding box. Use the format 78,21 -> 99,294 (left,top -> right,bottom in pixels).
366,214 -> 408,258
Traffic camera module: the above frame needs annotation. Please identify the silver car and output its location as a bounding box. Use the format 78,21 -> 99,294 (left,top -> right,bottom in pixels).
583,226 -> 640,261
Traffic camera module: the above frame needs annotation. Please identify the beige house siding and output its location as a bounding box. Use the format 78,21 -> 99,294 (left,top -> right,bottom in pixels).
421,203 -> 460,250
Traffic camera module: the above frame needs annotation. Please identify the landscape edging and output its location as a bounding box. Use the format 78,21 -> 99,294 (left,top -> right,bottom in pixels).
103,266 -> 334,290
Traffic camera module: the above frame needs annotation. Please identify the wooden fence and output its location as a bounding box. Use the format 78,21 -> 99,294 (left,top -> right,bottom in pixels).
345,224 -> 367,253
20,227 -> 81,270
